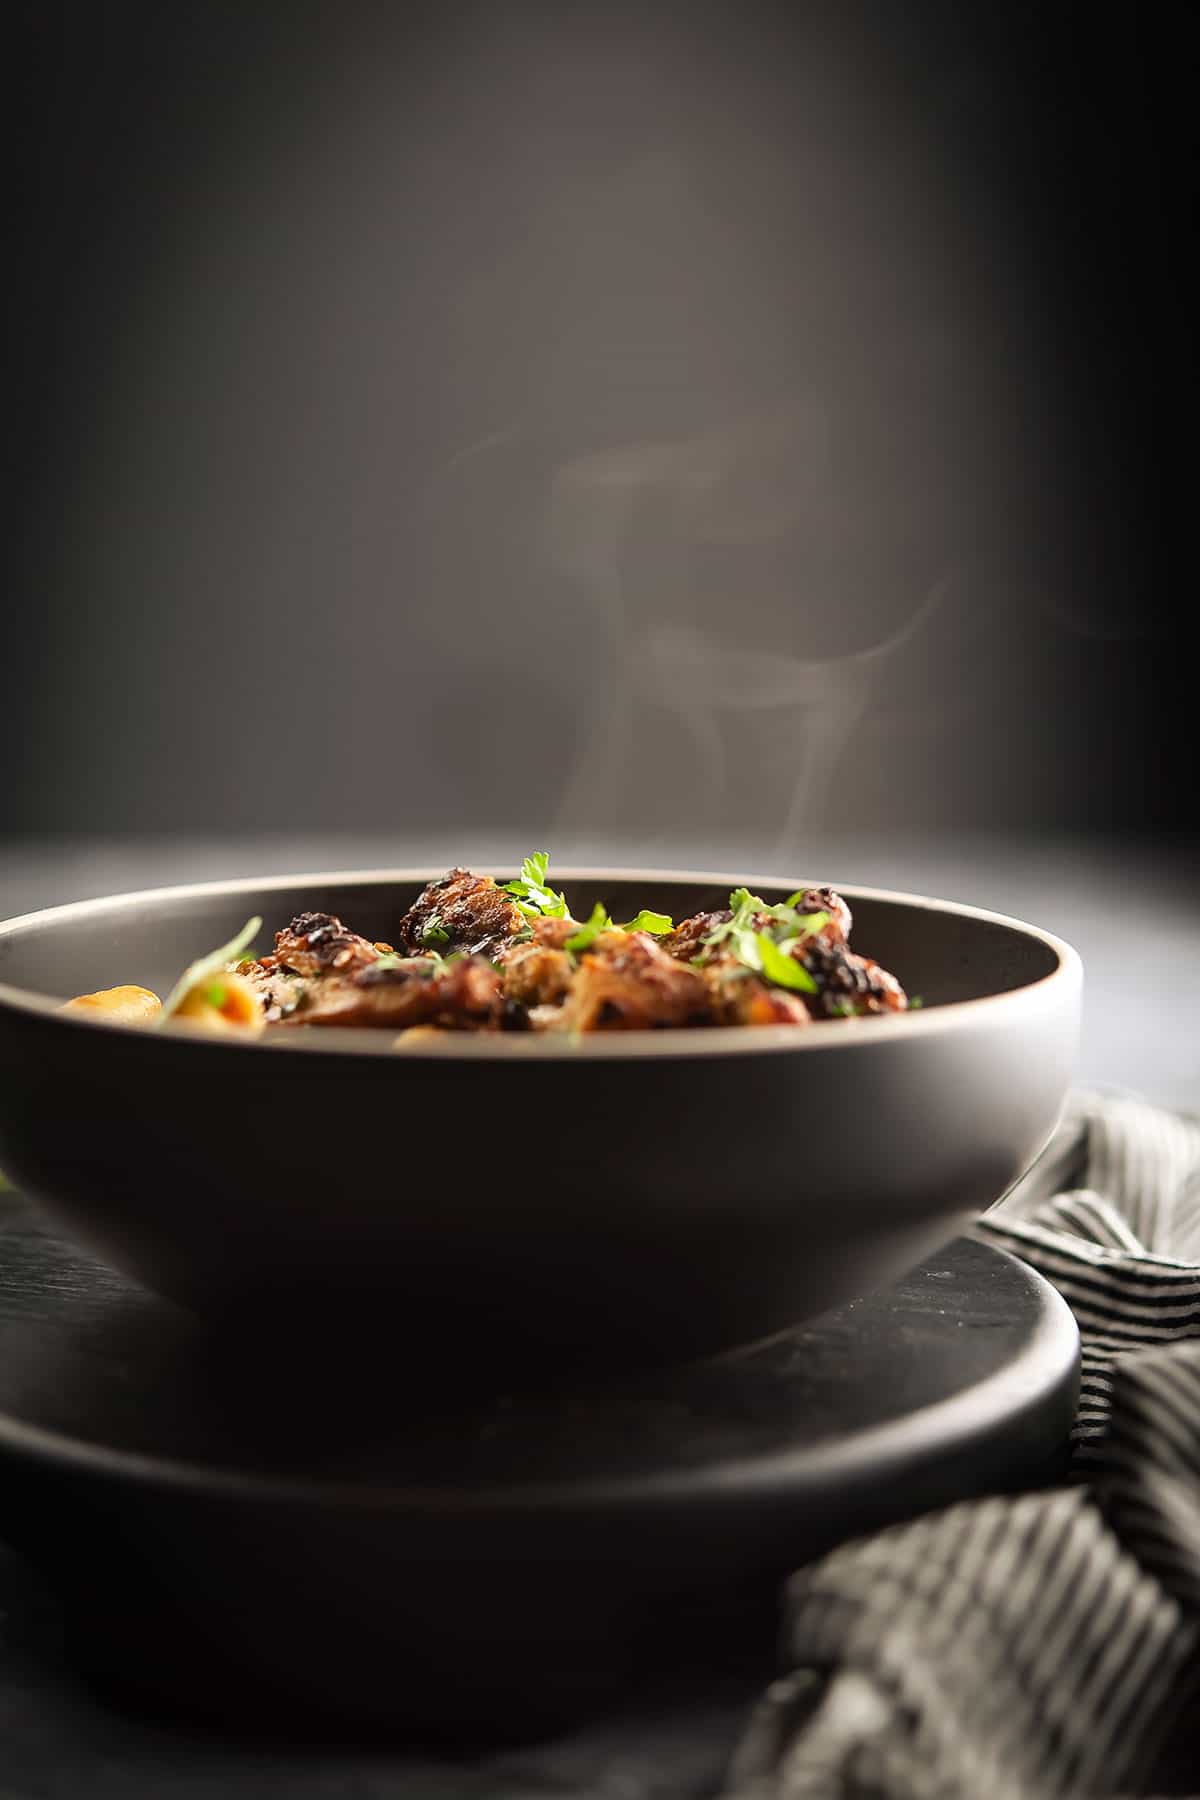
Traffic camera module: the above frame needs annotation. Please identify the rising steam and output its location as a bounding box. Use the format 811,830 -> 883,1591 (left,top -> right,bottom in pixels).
544,409 -> 956,849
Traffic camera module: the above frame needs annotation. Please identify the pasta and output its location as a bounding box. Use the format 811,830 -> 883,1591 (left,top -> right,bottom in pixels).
61,985 -> 162,1024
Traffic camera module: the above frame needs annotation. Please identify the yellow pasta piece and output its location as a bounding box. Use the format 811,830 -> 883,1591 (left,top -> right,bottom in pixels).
170,970 -> 264,1033
62,985 -> 162,1025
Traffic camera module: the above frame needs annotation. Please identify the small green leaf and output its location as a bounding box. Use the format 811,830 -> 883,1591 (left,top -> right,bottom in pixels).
776,910 -> 830,942
203,981 -> 228,1010
419,916 -> 450,946
909,994 -> 924,1010
755,933 -> 818,993
619,909 -> 674,935
160,917 -> 262,1023
565,901 -> 611,955
502,850 -> 568,919
730,924 -> 763,970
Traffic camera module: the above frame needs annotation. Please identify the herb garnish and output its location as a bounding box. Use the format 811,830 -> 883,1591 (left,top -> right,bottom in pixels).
618,909 -> 673,935
418,913 -> 450,947
754,932 -> 818,993
159,917 -> 262,1023
697,888 -> 827,996
564,902 -> 611,955
503,852 -> 569,920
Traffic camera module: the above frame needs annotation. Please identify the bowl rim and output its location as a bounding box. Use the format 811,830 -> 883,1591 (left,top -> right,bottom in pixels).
0,865 -> 1082,1061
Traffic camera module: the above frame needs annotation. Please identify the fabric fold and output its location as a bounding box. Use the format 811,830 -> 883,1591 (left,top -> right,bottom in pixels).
724,1093 -> 1200,1800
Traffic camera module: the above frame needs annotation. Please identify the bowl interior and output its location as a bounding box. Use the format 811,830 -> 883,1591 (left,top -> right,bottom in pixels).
0,871 -> 1062,1021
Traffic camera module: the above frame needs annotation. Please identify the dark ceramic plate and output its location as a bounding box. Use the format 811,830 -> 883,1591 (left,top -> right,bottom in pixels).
0,869 -> 1080,1370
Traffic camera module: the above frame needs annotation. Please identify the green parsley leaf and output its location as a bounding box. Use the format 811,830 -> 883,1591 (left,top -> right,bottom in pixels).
160,916 -> 262,1023
618,909 -> 673,935
755,933 -> 818,993
502,850 -> 569,919
419,915 -> 450,946
778,909 -> 830,941
203,981 -> 228,1010
565,901 -> 611,955
695,884 -> 826,994
909,995 -> 924,1010
699,889 -> 759,956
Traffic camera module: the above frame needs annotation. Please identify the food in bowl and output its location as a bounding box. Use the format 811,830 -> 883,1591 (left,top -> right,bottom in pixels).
66,854 -> 910,1037
0,867 -> 1080,1351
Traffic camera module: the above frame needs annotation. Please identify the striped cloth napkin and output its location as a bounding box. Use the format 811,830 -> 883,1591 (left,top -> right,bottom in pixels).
724,1092 -> 1200,1800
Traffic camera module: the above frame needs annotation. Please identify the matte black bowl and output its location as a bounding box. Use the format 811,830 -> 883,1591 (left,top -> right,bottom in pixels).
0,870 -> 1080,1373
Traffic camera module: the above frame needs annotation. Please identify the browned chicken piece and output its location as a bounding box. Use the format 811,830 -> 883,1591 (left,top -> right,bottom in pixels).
788,886 -> 853,947
660,909 -> 731,964
274,953 -> 504,1031
662,888 -> 851,966
239,911 -> 385,1021
500,943 -> 574,1009
560,930 -> 712,1032
267,911 -> 382,978
395,868 -> 527,958
702,963 -> 812,1027
797,941 -> 908,1018
494,914 -> 576,1009
523,916 -> 577,951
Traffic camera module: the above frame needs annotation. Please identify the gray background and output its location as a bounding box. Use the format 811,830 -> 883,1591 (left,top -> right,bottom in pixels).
6,3 -> 1192,847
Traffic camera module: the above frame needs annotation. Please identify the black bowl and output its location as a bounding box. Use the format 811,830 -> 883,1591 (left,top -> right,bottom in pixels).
0,869 -> 1080,1372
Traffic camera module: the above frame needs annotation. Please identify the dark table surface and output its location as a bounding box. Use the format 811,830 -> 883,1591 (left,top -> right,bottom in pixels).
1,831 -> 1194,1797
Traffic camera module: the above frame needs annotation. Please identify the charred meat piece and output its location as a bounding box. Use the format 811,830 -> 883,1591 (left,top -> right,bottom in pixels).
788,886 -> 852,947
660,909 -> 731,964
276,953 -> 503,1031
395,868 -> 527,958
242,911 -> 385,1021
662,888 -> 852,965
561,930 -> 711,1032
268,912 -> 382,978
799,941 -> 908,1018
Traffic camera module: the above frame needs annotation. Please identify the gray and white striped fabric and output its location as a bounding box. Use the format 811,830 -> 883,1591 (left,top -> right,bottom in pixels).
724,1092 -> 1200,1800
